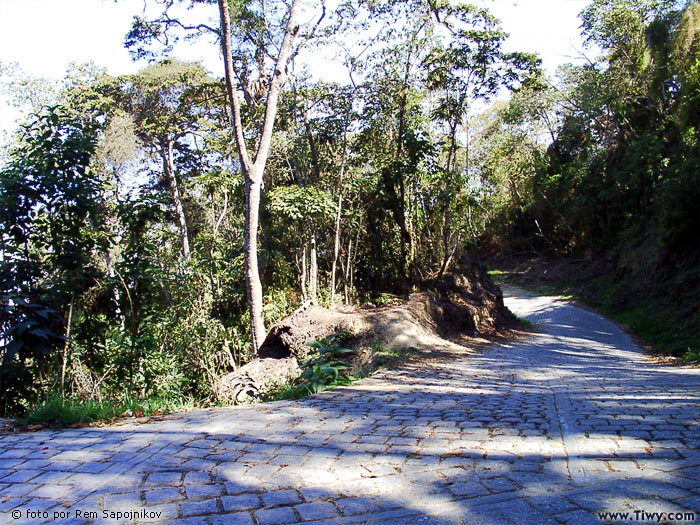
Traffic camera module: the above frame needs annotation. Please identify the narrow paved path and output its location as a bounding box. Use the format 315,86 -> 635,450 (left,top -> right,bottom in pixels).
1,289 -> 699,524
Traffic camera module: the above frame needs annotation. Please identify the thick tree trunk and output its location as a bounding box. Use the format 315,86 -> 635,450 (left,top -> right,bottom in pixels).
163,141 -> 191,260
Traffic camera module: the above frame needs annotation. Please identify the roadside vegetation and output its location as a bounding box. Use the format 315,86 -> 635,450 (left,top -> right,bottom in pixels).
490,261 -> 699,362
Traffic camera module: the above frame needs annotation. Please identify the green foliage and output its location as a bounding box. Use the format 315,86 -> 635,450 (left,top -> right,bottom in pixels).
281,335 -> 357,399
19,393 -> 196,427
268,185 -> 335,222
0,106 -> 105,416
682,348 -> 700,363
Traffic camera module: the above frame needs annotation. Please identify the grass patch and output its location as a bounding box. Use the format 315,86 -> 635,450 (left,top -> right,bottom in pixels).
18,394 -> 196,427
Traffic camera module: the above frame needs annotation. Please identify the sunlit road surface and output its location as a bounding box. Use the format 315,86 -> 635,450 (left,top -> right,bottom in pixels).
1,288 -> 699,524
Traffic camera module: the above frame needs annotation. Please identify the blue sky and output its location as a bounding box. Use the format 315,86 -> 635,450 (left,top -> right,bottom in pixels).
0,0 -> 593,138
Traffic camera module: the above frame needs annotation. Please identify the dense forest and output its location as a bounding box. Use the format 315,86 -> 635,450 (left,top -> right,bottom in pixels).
1,0 -> 698,417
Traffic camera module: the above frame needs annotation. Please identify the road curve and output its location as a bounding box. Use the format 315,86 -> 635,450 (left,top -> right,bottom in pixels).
1,288 -> 699,524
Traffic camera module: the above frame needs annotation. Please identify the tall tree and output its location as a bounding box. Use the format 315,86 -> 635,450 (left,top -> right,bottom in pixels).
218,0 -> 324,350
423,1 -> 540,277
113,59 -> 217,262
126,0 -> 326,352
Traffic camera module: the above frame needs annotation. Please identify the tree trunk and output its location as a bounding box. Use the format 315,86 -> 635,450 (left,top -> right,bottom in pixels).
60,294 -> 75,398
330,192 -> 342,305
300,245 -> 308,301
244,174 -> 267,352
342,237 -> 351,305
218,0 -> 304,353
309,225 -> 318,305
437,120 -> 458,280
163,141 -> 191,260
330,117 -> 349,304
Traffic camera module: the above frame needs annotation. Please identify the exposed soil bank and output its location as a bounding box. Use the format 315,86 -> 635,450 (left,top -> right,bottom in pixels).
213,256 -> 518,404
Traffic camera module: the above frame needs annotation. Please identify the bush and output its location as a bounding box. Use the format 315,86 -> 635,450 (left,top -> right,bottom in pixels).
278,335 -> 357,399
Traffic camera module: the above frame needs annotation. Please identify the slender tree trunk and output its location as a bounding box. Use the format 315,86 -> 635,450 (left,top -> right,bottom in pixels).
437,120 -> 458,279
218,0 -> 304,353
330,192 -> 343,305
163,141 -> 191,260
300,246 -> 308,301
309,225 -> 318,305
330,117 -> 349,304
244,174 -> 266,351
210,190 -> 228,299
60,294 -> 75,398
342,237 -> 351,305
396,49 -> 413,278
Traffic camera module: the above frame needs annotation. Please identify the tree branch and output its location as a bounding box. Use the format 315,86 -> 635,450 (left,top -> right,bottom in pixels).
218,0 -> 253,175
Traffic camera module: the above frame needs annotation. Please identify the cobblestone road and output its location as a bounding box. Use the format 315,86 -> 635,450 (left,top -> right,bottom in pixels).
1,289 -> 699,524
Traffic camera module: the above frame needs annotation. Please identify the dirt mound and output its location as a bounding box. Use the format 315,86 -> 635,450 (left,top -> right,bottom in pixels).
213,256 -> 514,404
259,255 -> 513,359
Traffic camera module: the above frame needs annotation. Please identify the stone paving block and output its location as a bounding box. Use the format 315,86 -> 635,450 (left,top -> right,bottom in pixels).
146,472 -> 183,486
0,448 -> 33,459
180,497 -> 220,517
299,487 -> 339,502
29,483 -> 74,499
482,477 -> 518,494
180,459 -> 217,471
221,493 -> 262,512
1,469 -> 42,483
0,483 -> 38,498
102,491 -> 142,509
254,506 -> 298,524
294,501 -> 339,521
262,489 -> 300,507
336,497 -> 381,516
0,497 -> 30,512
183,472 -> 211,485
184,484 -> 224,499
144,487 -> 184,505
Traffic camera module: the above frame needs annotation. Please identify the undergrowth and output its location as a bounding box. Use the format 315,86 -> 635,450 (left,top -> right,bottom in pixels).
18,394 -> 197,427
270,335 -> 360,400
